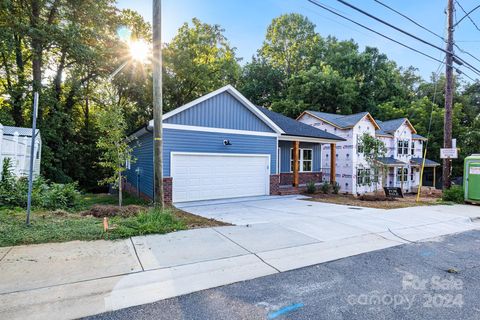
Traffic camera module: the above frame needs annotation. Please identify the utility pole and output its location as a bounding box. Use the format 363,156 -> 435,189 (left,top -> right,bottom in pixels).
152,0 -> 164,208
443,0 -> 454,190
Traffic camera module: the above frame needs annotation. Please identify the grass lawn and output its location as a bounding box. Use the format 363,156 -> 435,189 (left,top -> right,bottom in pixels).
306,193 -> 442,209
0,193 -> 228,247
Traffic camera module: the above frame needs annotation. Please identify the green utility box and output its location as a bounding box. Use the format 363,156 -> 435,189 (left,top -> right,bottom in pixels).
464,154 -> 480,204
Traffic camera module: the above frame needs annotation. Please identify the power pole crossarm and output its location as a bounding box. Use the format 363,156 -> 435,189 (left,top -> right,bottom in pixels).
152,0 -> 164,208
443,0 -> 454,190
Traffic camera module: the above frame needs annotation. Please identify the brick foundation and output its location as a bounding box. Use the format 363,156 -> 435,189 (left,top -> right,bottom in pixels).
279,172 -> 323,186
123,177 -> 173,204
270,174 -> 280,195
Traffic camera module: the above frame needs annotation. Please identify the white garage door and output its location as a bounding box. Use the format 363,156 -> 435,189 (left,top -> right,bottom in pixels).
171,153 -> 270,203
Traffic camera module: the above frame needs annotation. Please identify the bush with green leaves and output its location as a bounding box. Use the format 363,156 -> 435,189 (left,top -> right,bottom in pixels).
332,182 -> 341,194
306,181 -> 316,194
0,161 -> 83,210
442,185 -> 464,204
321,181 -> 330,194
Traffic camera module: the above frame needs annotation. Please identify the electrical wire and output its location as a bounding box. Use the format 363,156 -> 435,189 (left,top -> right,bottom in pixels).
334,0 -> 480,77
306,0 -> 478,81
374,0 -> 445,41
455,1 -> 480,31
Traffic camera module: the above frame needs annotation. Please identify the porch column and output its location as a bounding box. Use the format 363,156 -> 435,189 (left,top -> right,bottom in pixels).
293,141 -> 299,187
330,143 -> 336,184
433,167 -> 436,188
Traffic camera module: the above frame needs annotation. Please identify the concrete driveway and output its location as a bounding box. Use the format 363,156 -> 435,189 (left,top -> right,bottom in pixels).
176,195 -> 480,243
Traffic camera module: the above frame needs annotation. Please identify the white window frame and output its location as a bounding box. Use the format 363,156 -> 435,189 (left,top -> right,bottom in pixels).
411,141 -> 415,155
290,148 -> 313,172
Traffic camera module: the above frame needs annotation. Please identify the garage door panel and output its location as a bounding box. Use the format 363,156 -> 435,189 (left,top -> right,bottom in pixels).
171,153 -> 270,202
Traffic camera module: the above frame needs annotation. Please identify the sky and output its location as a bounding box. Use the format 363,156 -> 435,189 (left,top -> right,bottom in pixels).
116,0 -> 480,82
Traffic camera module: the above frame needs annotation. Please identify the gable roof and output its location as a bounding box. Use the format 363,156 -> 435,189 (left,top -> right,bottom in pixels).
376,118 -> 417,135
155,85 -> 284,134
412,133 -> 427,140
257,107 -> 345,141
300,111 -> 380,130
2,125 -> 40,137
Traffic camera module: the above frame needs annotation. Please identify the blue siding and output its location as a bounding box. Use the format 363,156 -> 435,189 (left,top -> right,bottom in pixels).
126,129 -> 278,198
278,141 -> 322,173
165,92 -> 274,133
126,133 -> 154,198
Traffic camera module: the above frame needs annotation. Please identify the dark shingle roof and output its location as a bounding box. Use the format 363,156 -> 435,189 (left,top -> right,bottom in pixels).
257,107 -> 345,141
3,125 -> 39,137
306,111 -> 370,129
376,118 -> 407,134
412,133 -> 427,140
411,158 -> 440,167
376,156 -> 409,166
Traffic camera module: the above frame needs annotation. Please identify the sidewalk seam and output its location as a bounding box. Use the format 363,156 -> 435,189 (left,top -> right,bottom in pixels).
130,238 -> 145,271
0,247 -> 12,263
212,228 -> 281,273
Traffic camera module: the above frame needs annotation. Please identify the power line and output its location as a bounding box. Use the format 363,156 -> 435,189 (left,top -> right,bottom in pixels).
373,0 -> 480,67
455,1 -> 480,32
306,0 -> 478,81
454,2 -> 480,28
334,0 -> 480,76
374,0 -> 445,41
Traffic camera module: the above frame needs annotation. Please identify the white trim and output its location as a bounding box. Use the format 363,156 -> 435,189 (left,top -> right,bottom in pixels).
279,135 -> 342,144
158,85 -> 284,134
161,123 -> 278,137
170,151 -> 271,202
289,147 -> 313,172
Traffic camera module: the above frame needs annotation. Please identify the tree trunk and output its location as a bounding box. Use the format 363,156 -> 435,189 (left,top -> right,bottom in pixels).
118,171 -> 123,207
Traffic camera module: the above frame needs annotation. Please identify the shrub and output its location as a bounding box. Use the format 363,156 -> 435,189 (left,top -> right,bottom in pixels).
332,182 -> 341,194
442,185 -> 464,204
0,174 -> 83,210
321,182 -> 330,194
306,181 -> 316,194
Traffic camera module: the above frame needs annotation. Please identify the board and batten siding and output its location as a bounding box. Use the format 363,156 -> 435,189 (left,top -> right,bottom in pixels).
164,92 -> 274,133
278,140 -> 321,173
126,128 -> 278,198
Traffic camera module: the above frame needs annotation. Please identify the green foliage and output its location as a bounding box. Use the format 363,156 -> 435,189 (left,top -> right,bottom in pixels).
321,182 -> 330,194
357,133 -> 387,188
0,175 -> 82,210
332,182 -> 341,194
163,18 -> 241,110
306,181 -> 316,194
442,186 -> 464,204
112,208 -> 186,238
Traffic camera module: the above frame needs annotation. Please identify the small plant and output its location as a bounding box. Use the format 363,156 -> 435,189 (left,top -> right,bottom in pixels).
321,181 -> 330,194
306,181 -> 316,194
332,182 -> 341,194
442,185 -> 464,204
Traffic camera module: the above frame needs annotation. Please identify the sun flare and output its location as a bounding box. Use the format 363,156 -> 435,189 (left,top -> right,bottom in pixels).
128,40 -> 150,63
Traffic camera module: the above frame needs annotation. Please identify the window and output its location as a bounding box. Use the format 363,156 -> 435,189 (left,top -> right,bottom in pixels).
365,169 -> 371,184
290,148 -> 313,172
410,169 -> 414,181
397,140 -> 409,155
125,159 -> 131,170
373,167 -> 379,183
397,168 -> 408,181
357,137 -> 364,154
357,169 -> 364,185
411,141 -> 415,155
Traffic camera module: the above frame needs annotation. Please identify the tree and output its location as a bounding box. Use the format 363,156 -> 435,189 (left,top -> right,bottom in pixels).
95,83 -> 135,207
260,13 -> 321,79
357,133 -> 387,190
163,18 -> 241,110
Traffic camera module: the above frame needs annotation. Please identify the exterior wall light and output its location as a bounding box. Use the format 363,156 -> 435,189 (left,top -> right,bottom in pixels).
223,139 -> 232,146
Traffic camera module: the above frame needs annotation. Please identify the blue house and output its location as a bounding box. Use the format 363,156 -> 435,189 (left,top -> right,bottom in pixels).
125,85 -> 344,203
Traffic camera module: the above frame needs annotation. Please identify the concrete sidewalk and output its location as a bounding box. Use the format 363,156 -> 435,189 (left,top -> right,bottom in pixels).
1,201 -> 479,320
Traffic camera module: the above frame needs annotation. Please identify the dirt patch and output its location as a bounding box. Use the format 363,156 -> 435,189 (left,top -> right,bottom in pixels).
306,192 -> 440,209
80,205 -> 147,218
173,209 -> 231,228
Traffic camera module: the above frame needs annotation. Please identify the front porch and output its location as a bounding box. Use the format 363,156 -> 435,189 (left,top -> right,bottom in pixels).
272,139 -> 338,195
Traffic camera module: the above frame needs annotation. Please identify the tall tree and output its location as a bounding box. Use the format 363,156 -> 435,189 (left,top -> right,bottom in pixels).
163,18 -> 241,110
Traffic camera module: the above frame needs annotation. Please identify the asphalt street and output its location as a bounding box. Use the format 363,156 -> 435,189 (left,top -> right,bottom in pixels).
85,230 -> 480,320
